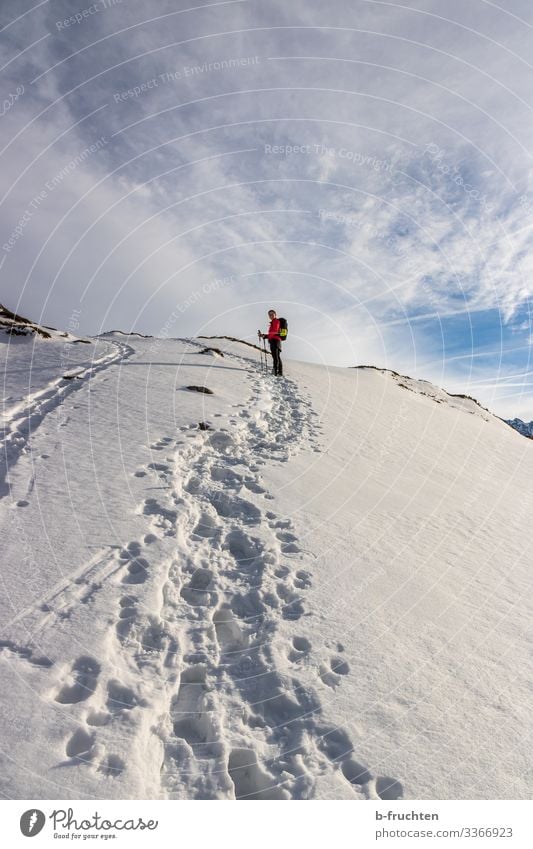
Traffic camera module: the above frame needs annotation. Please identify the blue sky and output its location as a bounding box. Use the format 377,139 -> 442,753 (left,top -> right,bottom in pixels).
2,0 -> 533,417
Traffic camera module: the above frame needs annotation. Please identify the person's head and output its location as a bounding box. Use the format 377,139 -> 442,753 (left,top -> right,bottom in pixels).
268,309 -> 277,319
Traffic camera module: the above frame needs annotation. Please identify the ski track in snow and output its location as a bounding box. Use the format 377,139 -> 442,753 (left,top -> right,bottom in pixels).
0,341 -> 134,499
2,346 -> 404,800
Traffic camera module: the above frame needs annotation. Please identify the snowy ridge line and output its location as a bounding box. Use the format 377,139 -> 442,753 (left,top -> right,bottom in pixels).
185,336 -> 261,365
196,334 -> 264,353
0,340 -> 133,499
355,366 -> 494,421
0,302 -> 89,341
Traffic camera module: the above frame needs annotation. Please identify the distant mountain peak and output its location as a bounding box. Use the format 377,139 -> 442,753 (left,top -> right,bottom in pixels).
504,418 -> 533,439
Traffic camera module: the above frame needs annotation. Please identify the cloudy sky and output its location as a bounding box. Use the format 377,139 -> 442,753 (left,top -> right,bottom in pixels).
2,0 -> 533,417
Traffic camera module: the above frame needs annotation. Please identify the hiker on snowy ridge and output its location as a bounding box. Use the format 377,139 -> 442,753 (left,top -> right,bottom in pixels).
261,309 -> 283,377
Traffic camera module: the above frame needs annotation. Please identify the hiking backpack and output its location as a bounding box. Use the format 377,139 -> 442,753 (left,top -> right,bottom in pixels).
278,317 -> 288,340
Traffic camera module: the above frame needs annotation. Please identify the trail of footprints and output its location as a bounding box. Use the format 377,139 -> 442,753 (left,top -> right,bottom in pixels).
47,361 -> 402,799
53,657 -> 129,777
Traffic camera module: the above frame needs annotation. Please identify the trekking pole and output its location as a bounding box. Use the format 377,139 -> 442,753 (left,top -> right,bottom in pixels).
258,331 -> 265,373
263,337 -> 268,375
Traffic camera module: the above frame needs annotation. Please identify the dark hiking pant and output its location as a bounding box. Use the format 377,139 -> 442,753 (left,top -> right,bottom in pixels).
269,339 -> 283,376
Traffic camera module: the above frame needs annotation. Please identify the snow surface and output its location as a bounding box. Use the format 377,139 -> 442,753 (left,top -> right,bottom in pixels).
0,333 -> 531,801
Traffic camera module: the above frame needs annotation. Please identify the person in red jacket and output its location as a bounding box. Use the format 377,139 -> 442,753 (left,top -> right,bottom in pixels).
261,309 -> 283,376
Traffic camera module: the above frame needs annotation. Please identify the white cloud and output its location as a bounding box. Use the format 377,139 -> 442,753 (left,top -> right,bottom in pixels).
1,0 -> 533,415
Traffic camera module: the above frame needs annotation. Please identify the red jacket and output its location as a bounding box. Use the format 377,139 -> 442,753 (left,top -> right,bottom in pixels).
266,318 -> 281,341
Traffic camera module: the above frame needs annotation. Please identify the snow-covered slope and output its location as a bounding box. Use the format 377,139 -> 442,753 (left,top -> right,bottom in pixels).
0,333 -> 531,801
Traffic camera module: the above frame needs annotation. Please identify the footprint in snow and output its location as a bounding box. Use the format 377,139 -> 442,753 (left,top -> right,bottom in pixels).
288,635 -> 311,663
280,540 -> 301,555
213,604 -> 248,652
228,748 -> 288,800
209,465 -> 241,486
180,568 -> 216,608
208,491 -> 261,525
276,585 -> 305,620
120,541 -> 141,559
192,511 -> 220,539
223,528 -> 262,564
317,725 -> 372,789
207,431 -> 235,452
230,589 -> 267,622
54,656 -> 101,704
375,775 -> 404,800
121,555 -> 150,585
86,710 -> 111,727
148,462 -> 171,473
275,531 -> 299,544
342,759 -> 373,787
116,595 -> 138,642
293,569 -> 312,589
142,499 -> 177,535
261,590 -> 280,611
292,636 -> 311,652
98,752 -> 126,778
272,518 -> 293,530
106,680 -> 141,713
170,664 -> 217,747
149,441 -> 166,451
65,727 -> 95,760
318,656 -> 350,689
276,531 -> 301,554
244,479 -> 266,495
330,656 -> 350,675
140,618 -> 167,655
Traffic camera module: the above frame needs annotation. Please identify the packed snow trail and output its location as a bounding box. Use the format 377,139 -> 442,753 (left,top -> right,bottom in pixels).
0,339 -> 402,800
0,339 -> 133,499
152,358 -> 400,800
